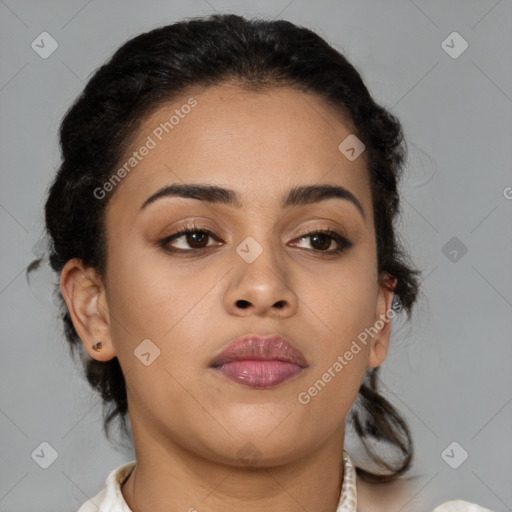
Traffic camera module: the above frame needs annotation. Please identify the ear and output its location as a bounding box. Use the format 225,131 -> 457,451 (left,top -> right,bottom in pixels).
59,258 -> 115,361
368,272 -> 397,368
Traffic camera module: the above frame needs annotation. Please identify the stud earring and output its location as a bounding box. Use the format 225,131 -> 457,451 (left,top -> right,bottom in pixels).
92,341 -> 102,351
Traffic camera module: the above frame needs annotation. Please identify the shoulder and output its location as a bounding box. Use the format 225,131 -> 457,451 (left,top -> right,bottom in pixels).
356,473 -> 417,512
356,475 -> 494,512
432,501 -> 494,512
76,461 -> 136,512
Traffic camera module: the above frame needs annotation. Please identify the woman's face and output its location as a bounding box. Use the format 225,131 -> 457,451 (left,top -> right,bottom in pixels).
69,83 -> 395,466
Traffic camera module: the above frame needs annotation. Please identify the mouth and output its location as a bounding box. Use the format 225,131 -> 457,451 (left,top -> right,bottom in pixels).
209,334 -> 308,389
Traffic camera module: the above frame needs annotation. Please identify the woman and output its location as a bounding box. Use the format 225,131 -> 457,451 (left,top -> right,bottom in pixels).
34,13 -> 493,512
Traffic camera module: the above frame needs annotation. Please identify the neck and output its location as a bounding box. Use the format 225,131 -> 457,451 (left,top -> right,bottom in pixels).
122,423 -> 346,512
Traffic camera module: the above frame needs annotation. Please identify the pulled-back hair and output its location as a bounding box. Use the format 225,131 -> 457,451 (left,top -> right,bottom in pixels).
28,13 -> 421,483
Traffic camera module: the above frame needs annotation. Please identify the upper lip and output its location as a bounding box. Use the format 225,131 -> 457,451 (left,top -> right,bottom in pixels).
209,334 -> 308,368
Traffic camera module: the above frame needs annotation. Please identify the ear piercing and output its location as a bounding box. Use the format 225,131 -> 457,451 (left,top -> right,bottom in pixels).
92,341 -> 102,351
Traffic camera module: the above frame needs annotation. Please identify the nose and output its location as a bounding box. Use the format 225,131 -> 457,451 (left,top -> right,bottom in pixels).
223,241 -> 299,318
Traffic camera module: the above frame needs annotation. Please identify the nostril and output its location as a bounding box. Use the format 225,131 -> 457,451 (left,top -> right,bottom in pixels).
236,300 -> 251,309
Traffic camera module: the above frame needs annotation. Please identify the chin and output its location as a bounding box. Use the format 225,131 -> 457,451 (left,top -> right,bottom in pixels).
207,415 -> 316,466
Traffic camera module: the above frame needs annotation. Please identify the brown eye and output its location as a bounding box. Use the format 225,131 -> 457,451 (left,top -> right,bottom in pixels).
182,231 -> 209,249
309,233 -> 333,251
292,230 -> 353,255
158,225 -> 222,253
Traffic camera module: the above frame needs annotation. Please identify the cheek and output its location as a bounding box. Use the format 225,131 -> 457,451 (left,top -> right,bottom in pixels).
294,274 -> 376,425
300,254 -> 377,392
311,257 -> 378,342
105,240 -> 219,343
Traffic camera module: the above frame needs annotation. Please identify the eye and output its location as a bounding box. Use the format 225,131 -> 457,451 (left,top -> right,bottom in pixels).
158,224 -> 352,256
158,223 -> 222,253
291,229 -> 353,255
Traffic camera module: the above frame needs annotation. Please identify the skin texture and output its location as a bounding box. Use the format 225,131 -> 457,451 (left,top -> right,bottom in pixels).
60,83 -> 397,512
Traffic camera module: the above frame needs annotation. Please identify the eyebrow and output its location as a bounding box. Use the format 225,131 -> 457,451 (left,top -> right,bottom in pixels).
139,183 -> 365,219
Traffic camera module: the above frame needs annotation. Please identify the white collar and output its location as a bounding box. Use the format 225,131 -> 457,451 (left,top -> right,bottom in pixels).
338,450 -> 358,511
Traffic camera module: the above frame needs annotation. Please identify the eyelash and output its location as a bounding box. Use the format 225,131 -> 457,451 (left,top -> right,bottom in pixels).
158,222 -> 353,256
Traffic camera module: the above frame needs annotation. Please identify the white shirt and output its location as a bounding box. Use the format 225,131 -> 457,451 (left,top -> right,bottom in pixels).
76,451 -> 493,512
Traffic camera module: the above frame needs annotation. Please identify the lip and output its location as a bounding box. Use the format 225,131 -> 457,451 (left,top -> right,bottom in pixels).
209,334 -> 308,389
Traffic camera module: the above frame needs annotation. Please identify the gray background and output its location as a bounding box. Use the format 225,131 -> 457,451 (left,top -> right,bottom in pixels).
1,0 -> 511,511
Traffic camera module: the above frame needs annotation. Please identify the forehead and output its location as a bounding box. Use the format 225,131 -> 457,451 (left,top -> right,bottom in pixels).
106,83 -> 372,222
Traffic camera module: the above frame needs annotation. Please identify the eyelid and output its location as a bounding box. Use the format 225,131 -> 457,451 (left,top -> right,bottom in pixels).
293,223 -> 345,239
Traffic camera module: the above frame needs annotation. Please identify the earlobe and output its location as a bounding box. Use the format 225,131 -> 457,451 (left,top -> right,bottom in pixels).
368,273 -> 397,368
59,258 -> 115,361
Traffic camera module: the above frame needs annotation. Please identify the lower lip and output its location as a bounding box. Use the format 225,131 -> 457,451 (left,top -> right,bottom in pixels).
213,360 -> 304,388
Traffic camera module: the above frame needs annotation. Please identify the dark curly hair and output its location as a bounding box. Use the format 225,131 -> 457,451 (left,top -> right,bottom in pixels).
27,13 -> 421,484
